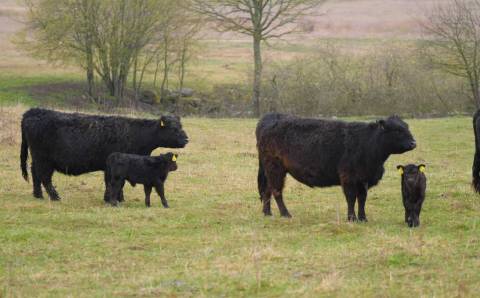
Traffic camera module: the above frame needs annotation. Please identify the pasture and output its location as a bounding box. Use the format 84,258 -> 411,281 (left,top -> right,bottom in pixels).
1,106 -> 479,297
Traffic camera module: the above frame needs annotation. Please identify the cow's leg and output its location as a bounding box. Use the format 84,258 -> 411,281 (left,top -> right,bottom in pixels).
31,160 -> 43,199
37,161 -> 60,201
103,171 -> 110,202
264,160 -> 290,218
342,183 -> 357,222
144,185 -> 152,208
118,189 -> 125,202
357,182 -> 368,222
262,189 -> 272,216
154,182 -> 169,208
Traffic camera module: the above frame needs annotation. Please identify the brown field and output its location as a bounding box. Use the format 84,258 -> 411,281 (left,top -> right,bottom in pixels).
0,0 -> 449,78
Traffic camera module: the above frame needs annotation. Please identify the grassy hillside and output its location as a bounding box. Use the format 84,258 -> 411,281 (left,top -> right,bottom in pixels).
1,106 -> 479,297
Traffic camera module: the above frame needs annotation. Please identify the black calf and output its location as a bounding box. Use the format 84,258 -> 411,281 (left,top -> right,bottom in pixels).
397,164 -> 426,228
105,152 -> 178,207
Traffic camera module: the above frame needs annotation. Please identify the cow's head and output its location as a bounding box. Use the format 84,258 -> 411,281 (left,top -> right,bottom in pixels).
377,116 -> 416,154
156,115 -> 188,148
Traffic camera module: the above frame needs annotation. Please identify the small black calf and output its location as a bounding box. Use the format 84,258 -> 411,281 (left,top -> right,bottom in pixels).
397,164 -> 426,227
105,152 -> 178,207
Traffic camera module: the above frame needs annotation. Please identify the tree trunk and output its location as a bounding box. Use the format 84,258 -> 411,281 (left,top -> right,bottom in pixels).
253,33 -> 262,117
160,39 -> 169,102
86,34 -> 95,99
86,54 -> 95,98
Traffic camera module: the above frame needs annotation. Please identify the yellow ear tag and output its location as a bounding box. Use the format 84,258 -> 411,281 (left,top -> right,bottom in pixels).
161,121 -> 165,127
419,166 -> 425,173
398,168 -> 404,175
172,155 -> 177,162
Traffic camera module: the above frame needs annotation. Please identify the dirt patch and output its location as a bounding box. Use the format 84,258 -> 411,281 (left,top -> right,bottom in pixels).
0,105 -> 23,146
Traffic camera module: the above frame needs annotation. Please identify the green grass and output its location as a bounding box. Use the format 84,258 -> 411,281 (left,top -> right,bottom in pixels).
0,107 -> 479,297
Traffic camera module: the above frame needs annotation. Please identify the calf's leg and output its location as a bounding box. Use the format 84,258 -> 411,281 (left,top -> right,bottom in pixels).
144,185 -> 152,207
154,182 -> 169,208
109,178 -> 124,207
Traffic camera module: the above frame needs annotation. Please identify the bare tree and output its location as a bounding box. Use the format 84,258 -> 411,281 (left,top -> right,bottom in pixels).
422,0 -> 480,107
190,0 -> 324,117
21,0 -> 100,98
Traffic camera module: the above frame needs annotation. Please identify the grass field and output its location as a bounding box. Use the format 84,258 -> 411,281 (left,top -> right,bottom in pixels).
1,106 -> 479,297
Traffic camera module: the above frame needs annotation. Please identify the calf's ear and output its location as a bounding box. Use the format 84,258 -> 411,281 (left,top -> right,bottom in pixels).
418,164 -> 426,172
396,165 -> 404,175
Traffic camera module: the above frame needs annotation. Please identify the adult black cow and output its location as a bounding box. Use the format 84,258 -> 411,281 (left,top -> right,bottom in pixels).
256,113 -> 416,221
20,108 -> 188,201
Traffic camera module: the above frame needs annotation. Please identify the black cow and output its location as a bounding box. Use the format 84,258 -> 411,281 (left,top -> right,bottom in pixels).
397,164 -> 426,228
105,152 -> 178,207
256,113 -> 416,221
20,108 -> 188,201
472,110 -> 480,193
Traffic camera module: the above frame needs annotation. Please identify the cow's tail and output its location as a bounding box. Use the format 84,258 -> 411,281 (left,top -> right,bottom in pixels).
20,126 -> 29,182
473,112 -> 480,193
258,158 -> 268,202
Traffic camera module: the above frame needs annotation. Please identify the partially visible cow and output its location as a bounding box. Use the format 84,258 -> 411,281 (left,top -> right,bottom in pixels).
397,164 -> 426,227
105,152 -> 178,207
20,108 -> 188,201
256,113 -> 416,221
472,110 -> 480,192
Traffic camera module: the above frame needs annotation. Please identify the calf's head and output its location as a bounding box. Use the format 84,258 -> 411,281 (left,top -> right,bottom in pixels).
397,164 -> 426,187
156,115 -> 189,148
148,153 -> 178,172
377,116 -> 416,154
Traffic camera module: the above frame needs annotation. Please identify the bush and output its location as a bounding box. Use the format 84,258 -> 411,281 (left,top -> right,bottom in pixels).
261,43 -> 472,117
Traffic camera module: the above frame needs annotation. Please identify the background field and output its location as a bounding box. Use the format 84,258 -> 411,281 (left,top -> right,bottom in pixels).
1,0 -> 480,296
1,106 -> 479,297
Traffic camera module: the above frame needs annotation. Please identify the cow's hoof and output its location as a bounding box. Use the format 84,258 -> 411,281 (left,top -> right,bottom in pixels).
163,205 -> 170,209
281,213 -> 292,218
263,212 -> 272,217
33,193 -> 43,199
358,217 -> 368,222
347,215 -> 358,222
50,197 -> 61,201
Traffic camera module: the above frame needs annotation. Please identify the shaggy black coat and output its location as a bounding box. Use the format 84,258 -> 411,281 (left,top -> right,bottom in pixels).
256,113 -> 416,220
397,164 -> 426,228
472,110 -> 480,192
105,152 -> 178,207
20,108 -> 188,201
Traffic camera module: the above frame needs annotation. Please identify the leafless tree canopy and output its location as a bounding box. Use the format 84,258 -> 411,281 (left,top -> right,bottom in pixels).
190,0 -> 324,116
422,0 -> 480,107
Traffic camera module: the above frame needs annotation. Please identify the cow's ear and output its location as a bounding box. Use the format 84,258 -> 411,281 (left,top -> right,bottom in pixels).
418,164 -> 426,172
159,116 -> 167,127
397,165 -> 404,175
377,119 -> 386,129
